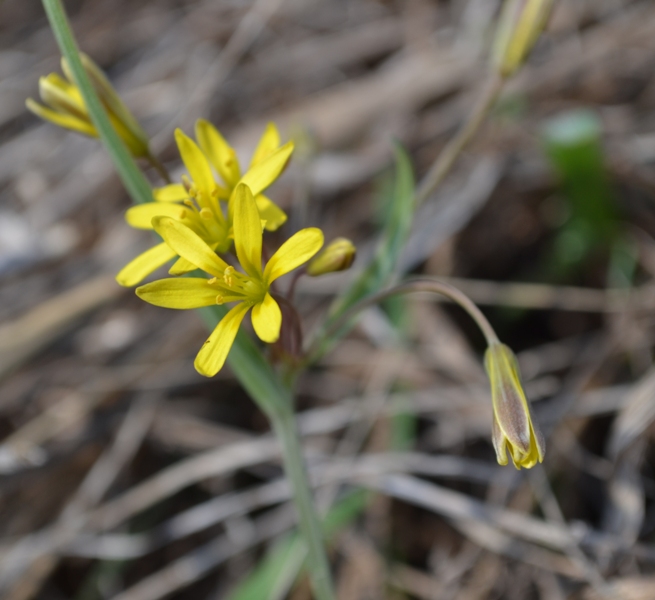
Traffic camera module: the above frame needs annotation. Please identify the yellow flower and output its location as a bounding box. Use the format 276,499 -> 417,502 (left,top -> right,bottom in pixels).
484,342 -> 545,469
306,238 -> 356,276
116,124 -> 293,287
26,53 -> 149,157
135,183 -> 323,376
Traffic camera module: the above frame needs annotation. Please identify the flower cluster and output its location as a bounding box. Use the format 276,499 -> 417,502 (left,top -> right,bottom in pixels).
27,56 -> 355,376
119,120 -> 344,376
136,184 -> 323,375
116,122 -> 292,287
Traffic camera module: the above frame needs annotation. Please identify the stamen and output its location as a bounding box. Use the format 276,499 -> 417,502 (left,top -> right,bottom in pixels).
181,175 -> 193,193
207,277 -> 217,285
215,294 -> 224,305
200,208 -> 213,220
223,266 -> 234,287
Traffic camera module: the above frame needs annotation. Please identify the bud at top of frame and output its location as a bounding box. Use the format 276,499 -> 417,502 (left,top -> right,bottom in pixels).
484,342 -> 545,469
492,0 -> 554,78
306,237 -> 356,276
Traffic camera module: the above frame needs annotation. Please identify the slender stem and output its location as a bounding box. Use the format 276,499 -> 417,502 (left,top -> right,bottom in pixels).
146,152 -> 172,184
42,0 -> 153,206
270,404 -> 336,600
286,268 -> 306,304
416,72 -> 505,205
306,277 -> 499,364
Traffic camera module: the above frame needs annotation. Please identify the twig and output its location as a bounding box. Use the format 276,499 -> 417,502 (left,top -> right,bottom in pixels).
416,72 -> 504,205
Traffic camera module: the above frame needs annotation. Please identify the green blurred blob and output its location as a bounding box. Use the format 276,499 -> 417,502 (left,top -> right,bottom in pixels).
542,109 -> 618,275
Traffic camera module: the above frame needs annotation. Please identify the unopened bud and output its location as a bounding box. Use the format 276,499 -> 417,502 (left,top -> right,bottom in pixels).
484,343 -> 545,469
26,53 -> 149,157
306,238 -> 356,276
492,0 -> 554,77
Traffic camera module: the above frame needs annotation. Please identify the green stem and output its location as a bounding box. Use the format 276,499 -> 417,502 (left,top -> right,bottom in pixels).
42,0 -> 152,206
270,405 -> 336,600
306,277 -> 499,364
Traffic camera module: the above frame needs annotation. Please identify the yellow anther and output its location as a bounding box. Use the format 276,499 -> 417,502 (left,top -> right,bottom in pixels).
178,209 -> 187,220
207,277 -> 217,285
215,294 -> 224,305
183,199 -> 194,208
223,266 -> 234,287
200,208 -> 213,220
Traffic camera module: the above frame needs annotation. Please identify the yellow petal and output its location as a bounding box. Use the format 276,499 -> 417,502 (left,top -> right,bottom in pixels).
174,128 -> 215,196
195,119 -> 241,188
125,203 -> 187,230
233,184 -> 262,278
251,293 -> 281,343
264,227 -> 324,283
153,184 -> 188,202
256,194 -> 287,231
39,73 -> 87,119
26,98 -> 97,137
136,278 -> 218,308
168,256 -> 198,275
250,122 -> 281,167
152,216 -> 229,277
194,303 -> 250,376
115,242 -> 177,287
239,141 -> 293,197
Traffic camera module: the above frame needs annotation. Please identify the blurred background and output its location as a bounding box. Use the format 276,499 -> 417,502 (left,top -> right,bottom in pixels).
2,0 -> 655,598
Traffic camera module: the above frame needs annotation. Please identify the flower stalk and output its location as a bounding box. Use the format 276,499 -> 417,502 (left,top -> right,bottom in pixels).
305,278 -> 544,469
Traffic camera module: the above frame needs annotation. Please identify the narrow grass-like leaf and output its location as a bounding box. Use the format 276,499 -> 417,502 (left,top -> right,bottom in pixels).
312,144 -> 415,355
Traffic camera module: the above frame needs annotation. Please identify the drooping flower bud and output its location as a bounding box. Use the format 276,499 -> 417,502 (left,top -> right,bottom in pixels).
484,342 -> 545,469
306,238 -> 356,276
492,0 -> 554,78
26,53 -> 149,158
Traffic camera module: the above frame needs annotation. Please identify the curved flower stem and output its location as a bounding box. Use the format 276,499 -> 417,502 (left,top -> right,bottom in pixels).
306,277 -> 499,364
416,72 -> 505,205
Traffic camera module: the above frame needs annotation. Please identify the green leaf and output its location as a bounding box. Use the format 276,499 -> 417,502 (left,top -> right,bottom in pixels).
227,490 -> 368,600
315,144 -> 415,349
542,109 -> 617,273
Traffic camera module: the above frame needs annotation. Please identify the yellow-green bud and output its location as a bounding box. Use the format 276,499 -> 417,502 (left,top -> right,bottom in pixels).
485,342 -> 545,469
306,238 -> 356,276
492,0 -> 554,78
26,53 -> 149,158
